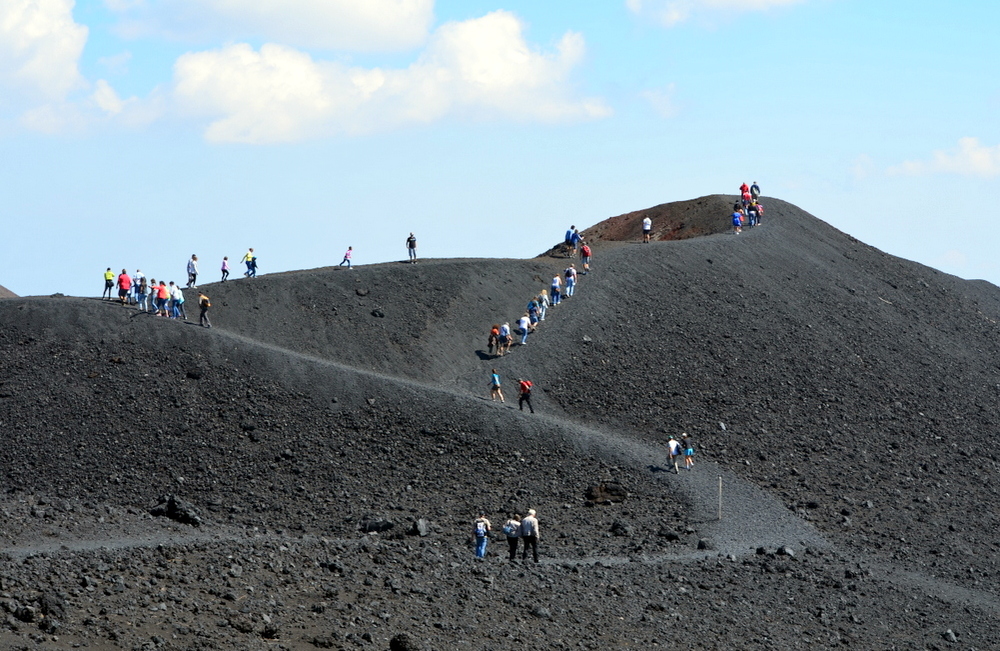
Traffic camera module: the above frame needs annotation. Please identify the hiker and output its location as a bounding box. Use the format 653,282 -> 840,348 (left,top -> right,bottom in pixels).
741,189 -> 752,208
221,256 -> 230,282
754,202 -> 765,225
564,264 -> 578,297
339,246 -> 353,268
520,509 -> 539,563
498,322 -> 512,356
136,275 -> 149,312
527,298 -> 539,331
490,369 -> 504,402
538,290 -> 549,321
406,233 -> 417,263
155,281 -> 170,316
248,256 -> 258,277
580,243 -> 592,274
682,433 -> 695,470
473,513 -> 491,558
739,182 -> 749,196
115,269 -> 131,305
563,226 -> 575,257
503,514 -> 521,561
667,436 -> 682,473
746,202 -> 759,228
132,269 -> 145,304
488,324 -> 500,356
570,228 -> 582,255
750,181 -> 761,200
102,268 -> 114,300
518,313 -> 531,345
732,210 -> 743,235
169,282 -> 187,320
642,216 -> 652,243
518,378 -> 534,413
241,248 -> 255,276
550,274 -> 562,306
198,292 -> 212,328
186,254 -> 199,288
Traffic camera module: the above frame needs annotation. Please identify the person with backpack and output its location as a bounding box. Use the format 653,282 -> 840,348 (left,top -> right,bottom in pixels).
580,243 -> 592,274
198,292 -> 212,328
732,209 -> 743,235
667,436 -> 682,473
520,509 -> 539,563
489,368 -> 504,402
750,182 -> 761,200
564,264 -> 578,297
473,513 -> 491,558
136,274 -> 149,312
518,378 -> 534,413
746,202 -> 759,228
488,324 -> 500,356
550,274 -> 562,306
132,269 -> 145,305
498,322 -> 512,356
502,513 -> 521,561
537,289 -> 549,321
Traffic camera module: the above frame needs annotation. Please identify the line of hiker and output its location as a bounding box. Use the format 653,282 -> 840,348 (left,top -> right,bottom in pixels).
101,259 -> 213,327
732,182 -> 764,234
473,509 -> 540,562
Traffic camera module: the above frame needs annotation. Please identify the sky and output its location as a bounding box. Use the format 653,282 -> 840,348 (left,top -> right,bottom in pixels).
1,0 -> 998,297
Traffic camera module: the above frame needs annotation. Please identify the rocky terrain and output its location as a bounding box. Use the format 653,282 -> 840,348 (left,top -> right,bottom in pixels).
1,195 -> 998,650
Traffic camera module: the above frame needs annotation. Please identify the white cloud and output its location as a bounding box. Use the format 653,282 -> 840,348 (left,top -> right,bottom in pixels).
0,0 -> 88,100
105,0 -> 434,52
890,138 -> 1000,178
627,0 -> 804,27
641,84 -> 678,118
172,11 -> 611,144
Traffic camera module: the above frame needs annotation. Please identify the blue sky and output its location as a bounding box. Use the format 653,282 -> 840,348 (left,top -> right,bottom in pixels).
1,0 -> 998,297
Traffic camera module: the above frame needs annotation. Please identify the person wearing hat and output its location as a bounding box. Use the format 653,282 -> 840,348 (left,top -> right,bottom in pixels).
520,509 -> 539,563
473,513 -> 491,558
682,433 -> 695,470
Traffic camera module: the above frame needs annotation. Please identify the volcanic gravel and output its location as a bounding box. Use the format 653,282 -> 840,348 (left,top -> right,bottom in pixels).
1,195 -> 999,649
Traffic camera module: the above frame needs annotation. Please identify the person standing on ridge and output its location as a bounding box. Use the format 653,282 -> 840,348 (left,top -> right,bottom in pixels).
116,269 -> 131,305
520,509 -> 539,563
667,436 -> 682,473
750,181 -> 761,201
221,256 -> 230,282
102,268 -> 114,300
570,228 -> 582,255
406,233 -> 417,263
132,269 -> 145,305
490,368 -> 504,402
580,242 -> 592,274
473,513 -> 491,558
740,182 -> 749,196
241,248 -> 254,276
339,246 -> 353,269
564,226 -> 575,257
642,216 -> 652,243
682,433 -> 695,470
198,292 -> 212,328
503,513 -> 521,561
186,254 -> 199,288
518,378 -> 534,413
248,255 -> 258,277
136,274 -> 149,312
155,281 -> 170,316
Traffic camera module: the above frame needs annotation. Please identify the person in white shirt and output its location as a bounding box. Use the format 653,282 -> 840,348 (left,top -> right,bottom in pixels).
520,509 -> 540,563
518,314 -> 530,345
642,216 -> 652,243
187,255 -> 199,288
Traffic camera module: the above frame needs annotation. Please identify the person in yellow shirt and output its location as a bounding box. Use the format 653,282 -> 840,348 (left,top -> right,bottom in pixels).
241,248 -> 254,277
102,268 -> 114,300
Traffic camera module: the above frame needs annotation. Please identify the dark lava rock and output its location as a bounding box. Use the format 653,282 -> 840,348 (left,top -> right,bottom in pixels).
697,538 -> 714,550
360,519 -> 394,533
390,633 -> 422,650
585,482 -> 628,505
408,518 -> 431,537
610,521 -> 632,537
149,494 -> 203,527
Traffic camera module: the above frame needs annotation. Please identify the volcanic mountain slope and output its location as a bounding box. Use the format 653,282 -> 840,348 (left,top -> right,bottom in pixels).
1,195 -> 999,649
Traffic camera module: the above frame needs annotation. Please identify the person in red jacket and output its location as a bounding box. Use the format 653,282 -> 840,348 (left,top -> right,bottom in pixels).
116,269 -> 132,305
580,243 -> 592,274
518,379 -> 534,413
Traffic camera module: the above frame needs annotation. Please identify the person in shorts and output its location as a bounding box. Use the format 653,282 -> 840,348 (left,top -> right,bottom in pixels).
642,217 -> 652,243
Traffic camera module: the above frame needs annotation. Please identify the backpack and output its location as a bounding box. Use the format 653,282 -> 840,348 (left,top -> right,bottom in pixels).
475,520 -> 488,537
502,522 -> 518,537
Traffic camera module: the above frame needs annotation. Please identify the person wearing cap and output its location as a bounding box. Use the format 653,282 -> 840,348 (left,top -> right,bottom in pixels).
520,509 -> 539,563
682,433 -> 695,470
473,513 -> 491,558
667,436 -> 682,473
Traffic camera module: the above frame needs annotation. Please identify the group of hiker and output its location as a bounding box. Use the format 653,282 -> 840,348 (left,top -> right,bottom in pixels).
732,182 -> 764,234
473,509 -> 540,562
